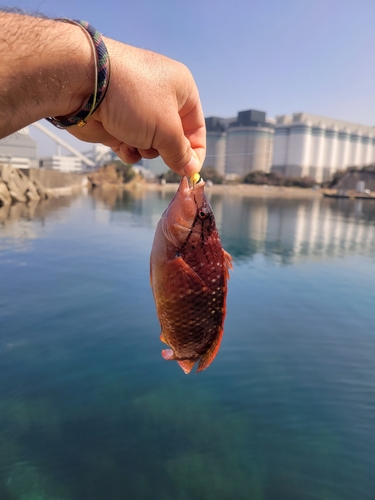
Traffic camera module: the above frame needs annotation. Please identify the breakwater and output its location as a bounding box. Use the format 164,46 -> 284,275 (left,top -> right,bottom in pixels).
0,166 -> 87,206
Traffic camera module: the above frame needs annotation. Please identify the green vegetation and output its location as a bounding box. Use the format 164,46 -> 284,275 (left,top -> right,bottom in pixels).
322,169 -> 346,188
199,166 -> 224,184
322,164 -> 375,188
108,160 -> 136,183
158,170 -> 181,183
242,171 -> 316,188
159,167 -> 224,184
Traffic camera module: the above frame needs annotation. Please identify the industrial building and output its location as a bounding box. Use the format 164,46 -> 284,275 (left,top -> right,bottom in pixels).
205,116 -> 233,175
39,155 -> 83,172
204,110 -> 275,178
272,112 -> 375,182
0,127 -> 38,169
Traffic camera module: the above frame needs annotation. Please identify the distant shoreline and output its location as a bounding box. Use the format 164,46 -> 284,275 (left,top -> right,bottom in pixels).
143,182 -> 322,199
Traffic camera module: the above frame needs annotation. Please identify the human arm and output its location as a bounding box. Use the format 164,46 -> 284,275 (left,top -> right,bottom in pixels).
0,12 -> 205,176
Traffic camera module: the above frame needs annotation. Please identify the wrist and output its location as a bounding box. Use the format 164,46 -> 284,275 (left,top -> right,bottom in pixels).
50,21 -> 96,119
0,13 -> 95,137
47,20 -> 111,129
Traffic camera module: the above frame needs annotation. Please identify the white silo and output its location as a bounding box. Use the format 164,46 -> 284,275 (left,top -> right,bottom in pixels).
285,120 -> 312,177
324,126 -> 339,179
362,135 -> 373,166
337,128 -> 350,169
310,123 -> 326,182
349,131 -> 361,167
272,126 -> 289,175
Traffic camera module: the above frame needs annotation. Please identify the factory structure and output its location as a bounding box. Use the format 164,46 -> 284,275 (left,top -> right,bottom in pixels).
0,123 -> 110,172
0,127 -> 38,169
205,110 -> 375,182
271,112 -> 375,183
204,110 -> 275,177
2,111 -> 375,183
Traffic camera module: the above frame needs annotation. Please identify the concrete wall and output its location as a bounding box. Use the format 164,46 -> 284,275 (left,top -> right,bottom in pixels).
27,168 -> 86,189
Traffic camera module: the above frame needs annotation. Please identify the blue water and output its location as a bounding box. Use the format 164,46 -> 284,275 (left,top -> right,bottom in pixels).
1,189 -> 375,500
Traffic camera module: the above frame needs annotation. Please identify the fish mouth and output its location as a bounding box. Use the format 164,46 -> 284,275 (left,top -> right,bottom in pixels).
178,176 -> 206,207
178,175 -> 206,192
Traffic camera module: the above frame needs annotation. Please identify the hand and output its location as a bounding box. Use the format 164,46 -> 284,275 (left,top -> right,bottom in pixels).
66,39 -> 206,177
0,13 -> 205,177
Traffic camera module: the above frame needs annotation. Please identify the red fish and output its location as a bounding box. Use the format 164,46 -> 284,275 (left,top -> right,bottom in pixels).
150,176 -> 232,374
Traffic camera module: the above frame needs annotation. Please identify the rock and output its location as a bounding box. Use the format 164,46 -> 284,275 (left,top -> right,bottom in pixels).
9,188 -> 27,203
0,164 -> 12,183
25,180 -> 41,202
10,168 -> 29,195
5,168 -> 29,202
33,179 -> 48,199
88,164 -> 122,187
0,179 -> 12,205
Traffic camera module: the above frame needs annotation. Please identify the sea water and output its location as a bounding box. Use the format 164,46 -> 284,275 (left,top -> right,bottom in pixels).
1,188 -> 375,500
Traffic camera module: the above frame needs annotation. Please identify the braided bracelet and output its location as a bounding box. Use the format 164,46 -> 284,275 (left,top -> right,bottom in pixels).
46,20 -> 110,129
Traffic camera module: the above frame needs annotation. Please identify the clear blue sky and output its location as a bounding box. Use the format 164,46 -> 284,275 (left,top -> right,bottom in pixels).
4,0 -> 375,156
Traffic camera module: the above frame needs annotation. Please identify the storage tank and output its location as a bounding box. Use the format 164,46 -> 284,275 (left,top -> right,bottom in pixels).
226,125 -> 274,176
272,126 -> 289,175
310,123 -> 326,182
205,131 -> 225,171
285,121 -> 312,177
337,128 -> 350,169
324,126 -> 338,180
349,131 -> 361,167
362,135 -> 372,166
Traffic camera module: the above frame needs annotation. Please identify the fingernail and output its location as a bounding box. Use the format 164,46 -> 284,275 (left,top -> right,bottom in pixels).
183,151 -> 201,177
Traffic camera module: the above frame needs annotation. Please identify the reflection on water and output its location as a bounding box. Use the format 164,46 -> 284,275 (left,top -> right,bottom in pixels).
1,188 -> 375,500
4,188 -> 375,264
89,187 -> 375,263
0,194 -> 81,249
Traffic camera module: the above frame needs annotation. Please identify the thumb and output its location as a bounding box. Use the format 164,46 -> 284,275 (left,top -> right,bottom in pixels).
156,121 -> 205,177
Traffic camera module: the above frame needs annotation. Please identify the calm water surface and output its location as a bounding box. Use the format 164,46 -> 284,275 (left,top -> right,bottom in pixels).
1,188 -> 375,500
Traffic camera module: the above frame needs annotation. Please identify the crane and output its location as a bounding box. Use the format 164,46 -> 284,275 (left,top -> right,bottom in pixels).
31,121 -> 96,168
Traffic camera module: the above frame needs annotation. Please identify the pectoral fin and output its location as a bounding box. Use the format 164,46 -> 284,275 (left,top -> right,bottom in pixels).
163,255 -> 206,293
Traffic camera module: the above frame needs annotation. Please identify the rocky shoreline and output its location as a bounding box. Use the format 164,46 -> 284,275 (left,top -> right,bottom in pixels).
0,166 -> 90,207
1,164 -> 324,208
0,165 -> 47,206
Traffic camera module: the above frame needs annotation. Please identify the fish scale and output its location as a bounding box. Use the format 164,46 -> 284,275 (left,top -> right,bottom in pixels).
150,176 -> 232,374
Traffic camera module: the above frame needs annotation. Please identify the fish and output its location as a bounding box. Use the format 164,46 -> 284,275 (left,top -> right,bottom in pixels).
150,175 -> 233,374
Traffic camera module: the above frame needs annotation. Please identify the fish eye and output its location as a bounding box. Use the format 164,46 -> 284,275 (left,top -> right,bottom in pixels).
198,208 -> 209,220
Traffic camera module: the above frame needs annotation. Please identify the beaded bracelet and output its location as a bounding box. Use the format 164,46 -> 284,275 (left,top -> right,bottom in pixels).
46,20 -> 110,129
